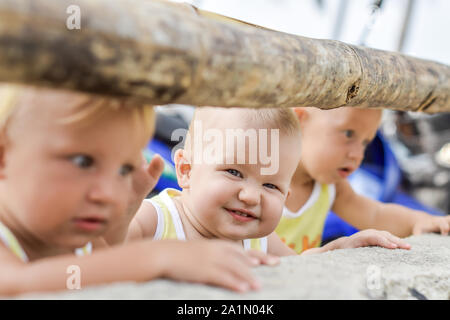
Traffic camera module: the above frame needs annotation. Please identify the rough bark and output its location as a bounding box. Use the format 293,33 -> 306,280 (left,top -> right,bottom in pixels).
0,0 -> 448,113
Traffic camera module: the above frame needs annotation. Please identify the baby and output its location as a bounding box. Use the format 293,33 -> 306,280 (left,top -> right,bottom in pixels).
276,106 -> 449,254
127,107 -> 410,256
0,84 -> 270,296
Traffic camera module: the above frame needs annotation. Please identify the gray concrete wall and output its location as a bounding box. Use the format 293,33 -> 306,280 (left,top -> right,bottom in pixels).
16,233 -> 450,300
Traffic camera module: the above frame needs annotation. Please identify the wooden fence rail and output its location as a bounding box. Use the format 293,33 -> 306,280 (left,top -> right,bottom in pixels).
0,0 -> 448,113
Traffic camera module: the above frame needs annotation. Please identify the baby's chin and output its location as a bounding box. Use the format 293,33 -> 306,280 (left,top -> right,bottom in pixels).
231,228 -> 272,241
313,173 -> 341,185
54,235 -> 97,252
221,233 -> 253,241
220,230 -> 262,242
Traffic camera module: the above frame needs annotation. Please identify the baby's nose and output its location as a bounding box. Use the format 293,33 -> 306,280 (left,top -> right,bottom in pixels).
87,174 -> 128,208
347,144 -> 365,163
238,186 -> 260,206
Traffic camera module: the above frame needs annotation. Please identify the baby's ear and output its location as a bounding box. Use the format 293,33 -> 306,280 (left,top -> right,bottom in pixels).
174,149 -> 191,189
292,107 -> 307,122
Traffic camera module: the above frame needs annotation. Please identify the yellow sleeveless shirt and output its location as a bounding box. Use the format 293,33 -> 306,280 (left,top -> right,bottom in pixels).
275,182 -> 335,254
147,188 -> 268,253
0,220 -> 92,262
0,220 -> 29,262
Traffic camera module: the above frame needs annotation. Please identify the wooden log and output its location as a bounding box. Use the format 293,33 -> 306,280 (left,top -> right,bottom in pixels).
0,0 -> 448,113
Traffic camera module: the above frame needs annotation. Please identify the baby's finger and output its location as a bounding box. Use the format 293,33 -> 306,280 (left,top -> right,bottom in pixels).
364,231 -> 397,249
224,244 -> 258,267
373,235 -> 398,249
211,271 -> 253,293
246,249 -> 280,266
438,218 -> 449,236
147,153 -> 165,181
384,232 -> 411,249
223,257 -> 261,291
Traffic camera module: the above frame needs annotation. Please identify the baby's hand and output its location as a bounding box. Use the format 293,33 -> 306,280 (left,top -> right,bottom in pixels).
103,154 -> 164,245
159,240 -> 266,293
303,229 -> 411,255
246,249 -> 280,266
412,215 -> 450,236
334,229 -> 411,250
128,153 -> 165,216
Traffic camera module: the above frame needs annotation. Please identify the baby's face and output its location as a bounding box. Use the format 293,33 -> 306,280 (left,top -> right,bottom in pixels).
299,107 -> 382,184
179,112 -> 301,241
0,89 -> 149,250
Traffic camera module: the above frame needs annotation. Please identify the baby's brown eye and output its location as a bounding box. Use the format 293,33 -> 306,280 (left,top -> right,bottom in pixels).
71,155 -> 93,169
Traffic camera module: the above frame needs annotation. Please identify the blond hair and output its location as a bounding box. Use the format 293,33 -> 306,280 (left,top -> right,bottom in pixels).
243,108 -> 300,136
183,106 -> 301,162
189,107 -> 300,137
0,83 -> 155,140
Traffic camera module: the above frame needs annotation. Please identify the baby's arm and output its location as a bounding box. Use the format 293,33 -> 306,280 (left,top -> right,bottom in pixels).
126,200 -> 159,241
332,179 -> 450,238
0,238 -> 263,296
301,229 -> 410,255
267,232 -> 297,257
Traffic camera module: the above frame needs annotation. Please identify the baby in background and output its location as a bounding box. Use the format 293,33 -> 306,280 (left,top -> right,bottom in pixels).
127,107 -> 410,259
0,84 -> 272,296
276,106 -> 450,254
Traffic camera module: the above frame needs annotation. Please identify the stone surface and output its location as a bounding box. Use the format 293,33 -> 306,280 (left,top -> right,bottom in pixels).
16,234 -> 450,300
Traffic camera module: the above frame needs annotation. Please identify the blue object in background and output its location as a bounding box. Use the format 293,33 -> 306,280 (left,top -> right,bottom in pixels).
322,130 -> 444,243
145,138 -> 180,192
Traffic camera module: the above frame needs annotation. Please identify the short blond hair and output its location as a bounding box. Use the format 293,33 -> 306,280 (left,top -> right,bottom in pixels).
243,108 -> 301,136
189,107 -> 300,137
183,107 -> 301,161
0,83 -> 155,140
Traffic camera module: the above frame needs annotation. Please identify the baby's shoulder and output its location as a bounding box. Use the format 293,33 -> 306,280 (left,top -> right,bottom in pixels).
129,199 -> 159,239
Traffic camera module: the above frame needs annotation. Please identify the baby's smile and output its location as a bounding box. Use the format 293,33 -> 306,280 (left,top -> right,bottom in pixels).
224,207 -> 259,222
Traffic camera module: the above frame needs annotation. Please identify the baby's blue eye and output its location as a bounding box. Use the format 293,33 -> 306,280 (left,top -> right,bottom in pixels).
263,183 -> 279,190
344,130 -> 355,138
226,169 -> 243,178
119,164 -> 134,176
71,155 -> 93,169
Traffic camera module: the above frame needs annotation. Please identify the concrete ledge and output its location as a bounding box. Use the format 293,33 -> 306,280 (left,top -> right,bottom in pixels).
16,234 -> 450,300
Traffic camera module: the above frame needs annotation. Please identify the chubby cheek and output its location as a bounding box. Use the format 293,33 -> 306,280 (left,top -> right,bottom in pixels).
304,157 -> 327,179
18,170 -> 86,223
31,181 -> 83,220
304,149 -> 342,182
260,194 -> 284,234
301,143 -> 323,170
189,175 -> 235,217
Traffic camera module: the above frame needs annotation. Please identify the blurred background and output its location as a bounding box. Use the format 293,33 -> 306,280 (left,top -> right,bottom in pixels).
146,0 -> 450,242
